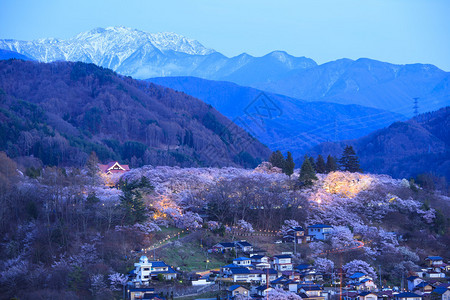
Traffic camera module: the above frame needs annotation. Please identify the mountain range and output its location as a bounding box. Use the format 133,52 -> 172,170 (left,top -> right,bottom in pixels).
1,26 -> 448,116
148,76 -> 404,156
310,106 -> 450,180
0,60 -> 270,168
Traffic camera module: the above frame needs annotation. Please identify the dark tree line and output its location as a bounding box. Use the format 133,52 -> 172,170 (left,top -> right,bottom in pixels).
269,145 -> 362,188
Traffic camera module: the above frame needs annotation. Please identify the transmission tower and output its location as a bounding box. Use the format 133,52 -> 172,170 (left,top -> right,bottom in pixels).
413,97 -> 419,117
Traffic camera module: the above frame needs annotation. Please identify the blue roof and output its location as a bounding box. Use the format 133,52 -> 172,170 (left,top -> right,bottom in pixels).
359,292 -> 377,296
263,268 -> 278,274
151,266 -> 177,274
426,256 -> 443,260
236,241 -> 252,247
308,224 -> 333,228
433,287 -> 450,295
349,272 -> 366,279
233,257 -> 251,261
229,284 -> 244,291
230,268 -> 250,274
415,282 -> 431,288
223,264 -> 240,268
150,261 -> 169,267
274,254 -> 292,259
395,292 -> 422,298
296,264 -> 311,270
217,242 -> 236,247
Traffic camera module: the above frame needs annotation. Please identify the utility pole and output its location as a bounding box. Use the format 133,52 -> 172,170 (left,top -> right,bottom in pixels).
413,97 -> 419,117
294,235 -> 297,254
379,265 -> 382,290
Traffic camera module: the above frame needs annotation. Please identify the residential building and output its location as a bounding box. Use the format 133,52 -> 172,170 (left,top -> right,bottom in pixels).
98,161 -> 130,186
228,285 -> 250,298
307,224 -> 333,240
235,241 -> 253,252
359,292 -> 378,300
132,256 -> 176,284
273,254 -> 293,271
233,257 -> 252,267
394,292 -> 422,300
413,282 -> 434,295
431,287 -> 450,300
407,276 -> 423,291
425,257 -> 444,267
212,242 -> 236,252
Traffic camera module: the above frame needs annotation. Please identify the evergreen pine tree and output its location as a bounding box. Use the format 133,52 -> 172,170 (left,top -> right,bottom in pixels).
283,151 -> 295,177
86,151 -> 100,177
269,150 -> 286,169
309,156 -> 316,171
298,155 -> 318,187
316,155 -> 326,174
339,145 -> 362,172
325,155 -> 338,173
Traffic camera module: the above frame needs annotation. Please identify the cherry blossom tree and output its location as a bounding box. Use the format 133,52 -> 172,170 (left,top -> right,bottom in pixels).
174,211 -> 203,229
314,257 -> 335,274
343,260 -> 377,279
236,219 -> 255,233
329,226 -> 355,249
279,219 -> 300,236
267,288 -> 302,300
109,272 -> 128,291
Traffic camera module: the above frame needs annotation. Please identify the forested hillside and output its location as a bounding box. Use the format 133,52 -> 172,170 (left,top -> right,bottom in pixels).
0,60 -> 270,168
310,107 -> 450,181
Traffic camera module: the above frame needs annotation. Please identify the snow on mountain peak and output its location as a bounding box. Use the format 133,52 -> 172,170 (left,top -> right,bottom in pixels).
0,26 -> 215,67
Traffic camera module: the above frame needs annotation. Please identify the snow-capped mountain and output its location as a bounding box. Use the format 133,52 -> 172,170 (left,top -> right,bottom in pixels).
0,26 -> 216,76
0,26 -> 316,80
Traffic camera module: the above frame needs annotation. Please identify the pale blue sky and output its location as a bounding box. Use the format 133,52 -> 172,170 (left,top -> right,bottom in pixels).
1,0 -> 449,70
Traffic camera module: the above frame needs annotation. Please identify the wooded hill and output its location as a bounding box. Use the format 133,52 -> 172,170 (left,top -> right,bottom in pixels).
0,60 -> 270,168
311,107 -> 450,181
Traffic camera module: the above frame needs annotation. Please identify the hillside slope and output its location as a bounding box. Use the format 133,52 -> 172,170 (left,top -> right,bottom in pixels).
310,107 -> 450,180
148,76 -> 405,157
0,60 -> 270,167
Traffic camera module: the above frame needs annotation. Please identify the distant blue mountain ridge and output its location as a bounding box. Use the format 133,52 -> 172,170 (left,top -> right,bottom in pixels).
148,76 -> 406,157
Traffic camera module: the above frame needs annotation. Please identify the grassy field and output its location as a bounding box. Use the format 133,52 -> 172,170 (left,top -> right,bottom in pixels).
157,239 -> 229,272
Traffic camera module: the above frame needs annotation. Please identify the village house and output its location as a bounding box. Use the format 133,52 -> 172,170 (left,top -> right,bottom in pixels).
98,161 -> 131,175
254,285 -> 274,297
233,257 -> 252,267
407,276 -> 424,291
128,287 -> 156,300
272,254 -> 294,271
425,256 -> 444,267
413,282 -> 435,295
394,292 -> 422,300
132,256 -> 177,284
348,272 -> 377,291
359,292 -> 379,300
260,268 -> 279,284
98,161 -> 130,187
228,285 -> 250,298
221,263 -> 241,275
283,226 -> 311,244
212,242 -> 236,253
298,283 -> 325,300
307,224 -> 333,240
431,287 -> 450,300
235,240 -> 254,252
